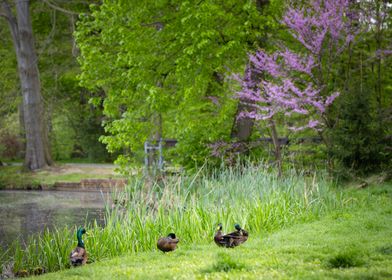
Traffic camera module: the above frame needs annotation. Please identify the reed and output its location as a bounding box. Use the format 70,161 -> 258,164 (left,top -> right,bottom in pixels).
1,165 -> 353,275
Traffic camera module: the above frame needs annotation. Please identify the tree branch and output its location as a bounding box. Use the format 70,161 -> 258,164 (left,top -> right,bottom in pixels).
0,11 -> 9,19
42,0 -> 79,16
0,1 -> 10,21
1,0 -> 20,50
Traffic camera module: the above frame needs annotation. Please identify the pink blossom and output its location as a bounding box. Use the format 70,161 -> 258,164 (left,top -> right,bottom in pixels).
249,51 -> 283,78
325,92 -> 340,106
235,0 -> 353,132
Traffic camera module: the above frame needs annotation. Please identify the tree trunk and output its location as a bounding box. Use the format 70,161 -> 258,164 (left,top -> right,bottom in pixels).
268,118 -> 282,177
230,103 -> 255,142
374,1 -> 384,132
231,0 -> 270,142
1,0 -> 52,170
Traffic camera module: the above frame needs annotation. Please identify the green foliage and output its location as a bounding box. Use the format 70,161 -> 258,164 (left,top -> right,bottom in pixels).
55,71 -> 111,161
0,1 -> 109,163
333,83 -> 384,173
332,36 -> 392,174
0,21 -> 21,162
75,1 -> 281,169
1,0 -> 391,172
51,115 -> 76,160
0,113 -> 22,161
0,20 -> 19,117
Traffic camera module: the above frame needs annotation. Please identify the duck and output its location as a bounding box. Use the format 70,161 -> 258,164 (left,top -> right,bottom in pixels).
214,223 -> 226,247
32,266 -> 45,275
69,227 -> 88,266
14,269 -> 29,277
157,233 -> 179,252
229,224 -> 249,247
214,223 -> 249,248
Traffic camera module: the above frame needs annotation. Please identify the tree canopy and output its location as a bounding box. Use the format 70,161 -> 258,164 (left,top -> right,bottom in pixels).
0,0 -> 390,174
75,0 -> 283,168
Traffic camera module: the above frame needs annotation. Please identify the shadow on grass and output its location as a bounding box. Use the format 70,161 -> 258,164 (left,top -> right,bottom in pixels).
202,252 -> 248,273
326,250 -> 365,269
377,244 -> 392,255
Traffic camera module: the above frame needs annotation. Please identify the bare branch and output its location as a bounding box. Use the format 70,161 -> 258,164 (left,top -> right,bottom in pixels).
0,12 -> 9,19
0,0 -> 10,20
1,0 -> 20,50
42,0 -> 79,16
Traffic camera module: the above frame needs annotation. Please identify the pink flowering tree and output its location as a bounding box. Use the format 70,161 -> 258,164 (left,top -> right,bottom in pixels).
236,0 -> 357,173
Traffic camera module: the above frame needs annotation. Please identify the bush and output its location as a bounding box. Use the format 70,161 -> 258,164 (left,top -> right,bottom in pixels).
0,132 -> 22,160
332,81 -> 389,174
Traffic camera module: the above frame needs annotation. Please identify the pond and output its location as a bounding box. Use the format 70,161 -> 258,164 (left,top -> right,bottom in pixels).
0,190 -> 110,250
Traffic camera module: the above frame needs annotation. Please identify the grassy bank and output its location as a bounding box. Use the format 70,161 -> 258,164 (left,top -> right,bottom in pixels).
1,166 -> 390,279
0,164 -> 121,189
26,184 -> 392,279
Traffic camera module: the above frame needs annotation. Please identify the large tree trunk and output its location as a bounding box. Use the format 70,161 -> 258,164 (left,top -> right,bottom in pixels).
1,0 -> 52,170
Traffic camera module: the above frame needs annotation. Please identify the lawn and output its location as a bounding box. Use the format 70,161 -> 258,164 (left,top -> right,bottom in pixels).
0,164 -> 123,189
27,183 -> 392,280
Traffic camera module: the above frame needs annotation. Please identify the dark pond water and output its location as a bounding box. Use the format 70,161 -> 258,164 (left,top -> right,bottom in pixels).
0,190 -> 110,250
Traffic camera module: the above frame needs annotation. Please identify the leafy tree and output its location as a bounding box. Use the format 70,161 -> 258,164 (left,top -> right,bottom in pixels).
333,78 -> 383,172
0,0 -> 52,170
0,0 -> 110,164
236,0 -> 356,174
76,0 -> 281,169
332,0 -> 392,173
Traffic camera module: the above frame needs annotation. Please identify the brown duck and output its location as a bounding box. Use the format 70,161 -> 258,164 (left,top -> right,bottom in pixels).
230,224 -> 249,246
70,227 -> 88,266
157,233 -> 179,252
214,223 -> 248,248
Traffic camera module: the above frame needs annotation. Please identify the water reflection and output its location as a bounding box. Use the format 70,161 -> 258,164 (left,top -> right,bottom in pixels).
0,190 -> 110,249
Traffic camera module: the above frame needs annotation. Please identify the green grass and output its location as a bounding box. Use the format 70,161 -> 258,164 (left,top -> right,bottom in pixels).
2,165 -> 391,279
0,166 -> 40,189
0,164 -> 121,189
27,170 -> 121,185
23,183 -> 392,279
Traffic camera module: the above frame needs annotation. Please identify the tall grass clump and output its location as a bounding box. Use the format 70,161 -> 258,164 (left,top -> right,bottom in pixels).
1,164 -> 354,275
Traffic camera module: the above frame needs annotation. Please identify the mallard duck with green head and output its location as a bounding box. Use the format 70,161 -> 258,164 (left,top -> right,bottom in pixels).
230,224 -> 248,246
70,227 -> 88,266
157,233 -> 179,252
214,223 -> 248,248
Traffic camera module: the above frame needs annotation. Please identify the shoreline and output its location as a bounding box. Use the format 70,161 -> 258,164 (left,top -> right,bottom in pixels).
0,178 -> 127,191
0,163 -> 128,191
